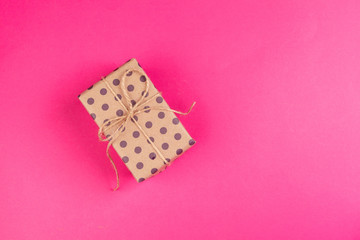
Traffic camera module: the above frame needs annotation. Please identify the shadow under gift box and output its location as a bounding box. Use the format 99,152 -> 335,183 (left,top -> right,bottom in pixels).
78,58 -> 196,183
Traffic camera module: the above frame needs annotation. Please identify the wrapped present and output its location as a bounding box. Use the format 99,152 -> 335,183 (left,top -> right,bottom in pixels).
78,58 -> 196,189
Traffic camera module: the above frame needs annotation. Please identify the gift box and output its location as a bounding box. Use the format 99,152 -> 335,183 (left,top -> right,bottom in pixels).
78,59 -> 196,187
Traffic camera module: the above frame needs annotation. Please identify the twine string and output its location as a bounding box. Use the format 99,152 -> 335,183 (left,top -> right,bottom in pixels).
98,69 -> 195,190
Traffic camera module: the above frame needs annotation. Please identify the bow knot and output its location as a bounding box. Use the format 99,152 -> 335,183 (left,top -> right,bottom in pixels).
128,106 -> 138,118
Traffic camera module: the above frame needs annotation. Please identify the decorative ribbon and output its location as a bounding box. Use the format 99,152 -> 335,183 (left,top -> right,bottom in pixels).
98,69 -> 195,190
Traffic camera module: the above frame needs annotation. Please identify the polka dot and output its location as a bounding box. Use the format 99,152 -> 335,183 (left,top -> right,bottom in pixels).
166,158 -> 171,162
156,96 -> 163,103
141,91 -> 149,97
87,98 -> 94,105
176,149 -> 183,155
140,75 -> 146,82
151,168 -> 158,174
114,94 -> 122,101
149,152 -> 156,160
100,88 -> 107,95
145,121 -> 152,128
160,127 -> 167,134
158,112 -> 165,119
189,139 -> 196,145
90,113 -> 96,119
144,106 -> 150,113
102,104 -> 109,111
131,100 -> 136,106
136,162 -> 144,169
122,156 -> 129,163
174,133 -> 182,140
134,146 -> 142,154
121,127 -> 126,132
162,143 -> 169,150
172,118 -> 179,125
113,79 -> 120,86
126,71 -> 133,76
120,141 -> 127,148
87,85 -> 93,90
138,178 -> 145,182
147,137 -> 155,144
127,85 -> 134,92
78,94 -> 81,98
133,131 -> 140,138
116,109 -> 123,116
131,116 -> 138,122
103,119 -> 110,126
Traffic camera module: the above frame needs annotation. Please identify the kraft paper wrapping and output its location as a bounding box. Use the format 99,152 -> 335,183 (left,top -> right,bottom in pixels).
78,59 -> 196,182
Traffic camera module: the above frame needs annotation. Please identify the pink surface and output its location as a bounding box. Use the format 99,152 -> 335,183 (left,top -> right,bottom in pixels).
1,0 -> 360,239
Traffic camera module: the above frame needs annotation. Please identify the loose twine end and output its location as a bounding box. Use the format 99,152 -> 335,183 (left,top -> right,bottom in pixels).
186,102 -> 196,114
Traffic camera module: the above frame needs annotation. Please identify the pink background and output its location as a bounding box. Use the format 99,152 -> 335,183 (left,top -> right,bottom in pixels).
1,0 -> 360,239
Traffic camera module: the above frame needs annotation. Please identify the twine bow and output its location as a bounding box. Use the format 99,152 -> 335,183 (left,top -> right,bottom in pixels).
98,69 -> 195,190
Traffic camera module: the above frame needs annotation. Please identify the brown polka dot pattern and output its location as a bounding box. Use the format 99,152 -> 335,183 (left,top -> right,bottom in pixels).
145,121 -> 152,128
87,98 -> 94,105
174,133 -> 182,140
120,141 -> 127,148
147,137 -> 155,144
114,94 -> 122,101
134,146 -> 142,153
156,96 -> 163,103
144,106 -> 151,113
133,131 -> 140,138
122,156 -> 129,163
160,127 -> 167,134
141,91 -> 149,97
116,109 -> 123,116
100,88 -> 107,95
78,58 -> 195,183
158,112 -> 165,119
113,79 -> 120,86
102,104 -> 109,111
136,162 -> 143,169
104,119 -> 111,126
176,149 -> 183,155
127,85 -> 134,92
149,152 -> 156,160
131,115 -> 138,122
